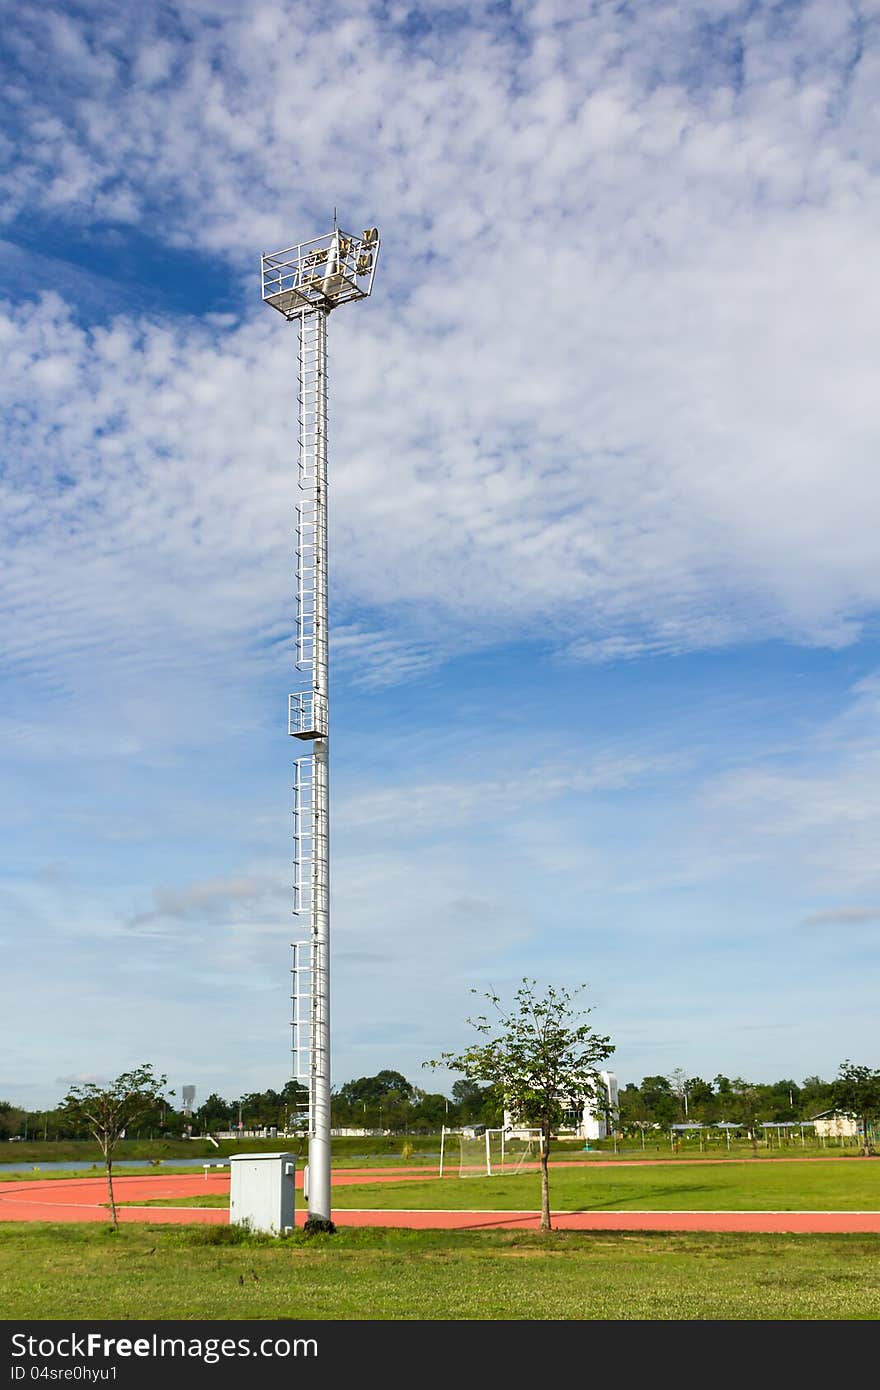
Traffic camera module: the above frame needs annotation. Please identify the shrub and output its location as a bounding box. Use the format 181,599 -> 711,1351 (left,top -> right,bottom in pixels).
303,1217 -> 336,1236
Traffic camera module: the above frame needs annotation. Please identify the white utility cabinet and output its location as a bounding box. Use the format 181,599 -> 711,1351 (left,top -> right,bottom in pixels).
228,1152 -> 296,1234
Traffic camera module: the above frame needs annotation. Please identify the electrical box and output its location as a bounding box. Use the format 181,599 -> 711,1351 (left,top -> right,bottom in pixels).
228,1152 -> 297,1235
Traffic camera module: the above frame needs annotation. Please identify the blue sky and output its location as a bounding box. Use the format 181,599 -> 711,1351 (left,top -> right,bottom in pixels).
2,0 -> 879,1109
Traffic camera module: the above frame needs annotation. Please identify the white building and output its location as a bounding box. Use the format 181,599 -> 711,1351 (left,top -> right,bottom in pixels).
578,1072 -> 619,1140
811,1111 -> 860,1139
504,1072 -> 619,1140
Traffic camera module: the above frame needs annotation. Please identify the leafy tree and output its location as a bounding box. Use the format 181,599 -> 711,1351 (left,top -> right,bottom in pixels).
757,1079 -> 801,1123
61,1066 -> 170,1228
0,1101 -> 25,1141
727,1078 -> 765,1143
685,1077 -> 715,1112
337,1071 -> 413,1108
800,1075 -> 833,1116
427,980 -> 613,1231
640,1076 -> 679,1128
195,1093 -> 231,1133
618,1082 -> 648,1128
831,1060 -> 880,1156
333,1070 -> 416,1131
281,1080 -> 310,1131
406,1088 -> 449,1130
451,1078 -> 486,1122
237,1088 -> 284,1130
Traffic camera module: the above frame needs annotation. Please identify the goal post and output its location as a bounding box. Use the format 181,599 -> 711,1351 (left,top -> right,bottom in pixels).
440,1125 -> 492,1177
485,1128 -> 506,1175
504,1128 -> 543,1173
458,1133 -> 490,1176
440,1126 -> 541,1177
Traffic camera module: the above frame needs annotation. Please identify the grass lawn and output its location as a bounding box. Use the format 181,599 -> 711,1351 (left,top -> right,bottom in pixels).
0,1222 -> 877,1320
335,1161 -> 880,1211
125,1158 -> 879,1213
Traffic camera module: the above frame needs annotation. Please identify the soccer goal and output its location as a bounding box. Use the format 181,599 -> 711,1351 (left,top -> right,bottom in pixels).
501,1129 -> 542,1174
438,1126 -> 503,1177
440,1124 -> 485,1177
438,1125 -> 543,1177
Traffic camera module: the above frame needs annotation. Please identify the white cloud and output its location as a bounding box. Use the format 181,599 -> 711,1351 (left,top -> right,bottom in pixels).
331,624 -> 439,688
2,0 -> 879,686
700,672 -> 880,895
336,750 -> 679,836
802,907 -> 880,926
128,874 -> 281,929
0,1 -> 873,678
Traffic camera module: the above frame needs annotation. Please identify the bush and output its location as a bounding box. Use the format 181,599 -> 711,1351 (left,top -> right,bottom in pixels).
303,1217 -> 336,1236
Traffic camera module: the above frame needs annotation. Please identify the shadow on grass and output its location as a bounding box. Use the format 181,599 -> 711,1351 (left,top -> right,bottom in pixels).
568,1184 -> 717,1213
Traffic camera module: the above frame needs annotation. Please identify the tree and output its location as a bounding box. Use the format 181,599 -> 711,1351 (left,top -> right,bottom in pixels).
684,1077 -> 717,1123
427,980 -> 613,1231
640,1076 -> 678,1128
195,1092 -> 231,1133
451,1078 -> 486,1122
333,1070 -> 415,1131
61,1066 -> 170,1229
406,1088 -> 449,1131
0,1101 -> 25,1141
618,1082 -> 648,1129
727,1078 -> 764,1145
336,1071 -> 413,1108
668,1068 -> 689,1121
800,1075 -> 833,1116
831,1060 -> 880,1156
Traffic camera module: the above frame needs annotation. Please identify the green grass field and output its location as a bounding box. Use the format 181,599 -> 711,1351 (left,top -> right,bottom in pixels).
334,1159 -> 880,1212
1,1222 -> 878,1320
123,1158 -> 879,1213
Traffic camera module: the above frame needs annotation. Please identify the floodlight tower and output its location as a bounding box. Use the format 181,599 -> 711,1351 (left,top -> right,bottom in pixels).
261,220 -> 380,1224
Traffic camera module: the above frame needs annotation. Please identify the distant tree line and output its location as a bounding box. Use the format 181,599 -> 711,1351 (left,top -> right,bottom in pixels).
1,1063 -> 877,1142
618,1072 -> 836,1130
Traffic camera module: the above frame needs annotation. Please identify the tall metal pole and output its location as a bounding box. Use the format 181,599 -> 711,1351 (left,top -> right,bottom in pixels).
261,222 -> 379,1229
305,306 -> 331,1223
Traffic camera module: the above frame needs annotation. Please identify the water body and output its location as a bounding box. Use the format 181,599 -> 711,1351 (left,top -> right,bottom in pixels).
0,1157 -> 228,1175
1,1151 -> 441,1175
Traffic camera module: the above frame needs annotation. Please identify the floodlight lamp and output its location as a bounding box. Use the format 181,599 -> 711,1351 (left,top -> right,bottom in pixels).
262,220 -> 379,319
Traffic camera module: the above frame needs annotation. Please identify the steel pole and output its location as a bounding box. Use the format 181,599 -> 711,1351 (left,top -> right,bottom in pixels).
308,308 -> 332,1223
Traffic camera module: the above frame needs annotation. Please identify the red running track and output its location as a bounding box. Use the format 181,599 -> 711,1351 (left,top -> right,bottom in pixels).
1,1167 -> 878,1234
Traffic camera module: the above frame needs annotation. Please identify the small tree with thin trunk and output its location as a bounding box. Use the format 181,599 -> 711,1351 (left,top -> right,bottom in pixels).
61,1066 -> 170,1228
427,980 -> 614,1231
831,1060 -> 880,1157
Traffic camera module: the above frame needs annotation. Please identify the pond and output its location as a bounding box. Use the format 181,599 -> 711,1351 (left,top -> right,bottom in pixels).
0,1157 -> 227,1175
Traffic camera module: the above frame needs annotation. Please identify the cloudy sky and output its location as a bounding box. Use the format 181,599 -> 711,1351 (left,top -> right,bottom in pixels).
2,0 -> 879,1110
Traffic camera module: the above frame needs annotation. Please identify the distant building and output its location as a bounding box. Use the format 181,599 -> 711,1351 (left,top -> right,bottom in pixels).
812,1110 -> 859,1139
504,1072 -> 619,1140
578,1072 -> 619,1141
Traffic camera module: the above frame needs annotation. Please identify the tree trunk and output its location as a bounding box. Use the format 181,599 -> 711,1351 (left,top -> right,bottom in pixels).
540,1126 -> 551,1232
105,1151 -> 118,1230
